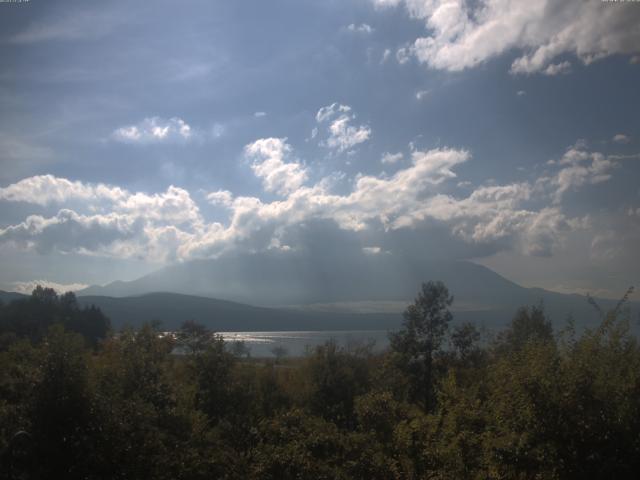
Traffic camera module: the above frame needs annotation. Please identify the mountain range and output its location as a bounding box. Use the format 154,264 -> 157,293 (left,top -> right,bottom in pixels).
75,255 -> 635,331
3,256 -> 636,332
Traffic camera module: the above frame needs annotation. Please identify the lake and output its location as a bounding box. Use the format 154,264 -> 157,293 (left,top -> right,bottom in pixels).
218,330 -> 394,357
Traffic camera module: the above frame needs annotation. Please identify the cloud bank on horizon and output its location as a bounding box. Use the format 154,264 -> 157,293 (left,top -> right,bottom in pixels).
0,0 -> 639,299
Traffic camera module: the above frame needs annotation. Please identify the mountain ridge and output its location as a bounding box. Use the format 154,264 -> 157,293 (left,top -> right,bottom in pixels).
2,286 -> 636,334
4,257 -> 636,332
78,257 -> 524,306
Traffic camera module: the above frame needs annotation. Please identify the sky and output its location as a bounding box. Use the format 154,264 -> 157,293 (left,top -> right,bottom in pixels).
0,0 -> 639,300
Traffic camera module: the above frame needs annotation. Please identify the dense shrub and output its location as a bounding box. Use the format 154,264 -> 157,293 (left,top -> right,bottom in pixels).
1,285 -> 639,479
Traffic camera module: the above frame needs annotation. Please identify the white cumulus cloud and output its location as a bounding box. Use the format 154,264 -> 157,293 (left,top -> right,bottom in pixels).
316,103 -> 371,153
0,175 -> 127,206
112,117 -> 193,144
0,141 -> 628,264
381,152 -> 404,164
544,145 -> 617,203
613,133 -> 630,144
245,138 -> 308,196
9,280 -> 89,295
377,0 -> 640,74
347,23 -> 374,34
207,190 -> 234,207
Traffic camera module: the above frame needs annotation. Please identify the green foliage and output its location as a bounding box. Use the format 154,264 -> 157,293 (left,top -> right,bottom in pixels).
1,282 -> 639,479
355,391 -> 408,445
0,287 -> 110,347
303,340 -> 371,428
251,409 -> 349,479
176,319 -> 214,355
0,340 -> 39,455
390,280 -> 454,411
450,321 -> 481,362
495,303 -> 554,352
193,334 -> 237,422
30,326 -> 95,478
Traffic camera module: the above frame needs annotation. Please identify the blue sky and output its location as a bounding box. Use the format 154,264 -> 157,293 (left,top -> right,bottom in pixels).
0,0 -> 639,299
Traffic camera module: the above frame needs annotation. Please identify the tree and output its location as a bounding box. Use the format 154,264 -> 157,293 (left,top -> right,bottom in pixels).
390,281 -> 453,412
271,345 -> 288,364
30,326 -> 94,478
450,322 -> 481,363
0,288 -> 110,346
89,323 -> 182,479
194,335 -> 237,422
176,320 -> 213,355
495,303 -> 553,352
231,340 -> 251,359
304,340 -> 371,428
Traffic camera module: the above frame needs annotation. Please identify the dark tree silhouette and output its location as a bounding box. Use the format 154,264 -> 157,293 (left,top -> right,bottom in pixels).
390,280 -> 453,412
0,287 -> 110,346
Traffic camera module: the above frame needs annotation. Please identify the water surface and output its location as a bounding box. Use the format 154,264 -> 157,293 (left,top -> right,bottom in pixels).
219,330 -> 393,357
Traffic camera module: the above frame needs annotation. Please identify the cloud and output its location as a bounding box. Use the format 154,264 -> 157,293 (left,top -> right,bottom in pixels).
9,280 -> 89,295
316,103 -> 352,123
0,175 -> 200,227
517,90 -> 526,97
112,117 -> 193,144
0,175 -> 127,206
183,147 -> 476,258
415,89 -> 430,100
245,138 -> 308,196
116,186 -> 203,226
0,178 -> 205,262
544,145 -> 617,203
373,0 -> 402,9
381,152 -> 404,164
378,0 -> 640,74
207,190 -> 234,207
254,111 -> 267,118
613,133 -> 631,144
0,140 -> 627,265
316,103 -> 371,153
0,148 -> 467,261
587,211 -> 640,273
0,206 -> 202,264
0,209 -> 142,256
396,46 -> 412,64
185,147 -> 567,260
543,61 -> 572,76
326,118 -> 371,152
347,23 -> 374,34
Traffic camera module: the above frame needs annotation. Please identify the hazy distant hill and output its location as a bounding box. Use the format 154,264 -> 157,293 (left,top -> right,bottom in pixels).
76,293 -> 404,331
4,255 -> 636,332
0,290 -> 26,304
77,255 -> 637,330
79,256 -> 526,308
78,291 -> 637,333
1,289 -> 401,331
2,286 -> 637,333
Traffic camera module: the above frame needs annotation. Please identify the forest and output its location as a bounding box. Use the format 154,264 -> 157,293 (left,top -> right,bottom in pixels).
1,283 -> 639,479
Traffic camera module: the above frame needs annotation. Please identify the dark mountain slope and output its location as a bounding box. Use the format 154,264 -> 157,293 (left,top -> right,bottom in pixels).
79,256 -> 526,308
77,292 -> 403,331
